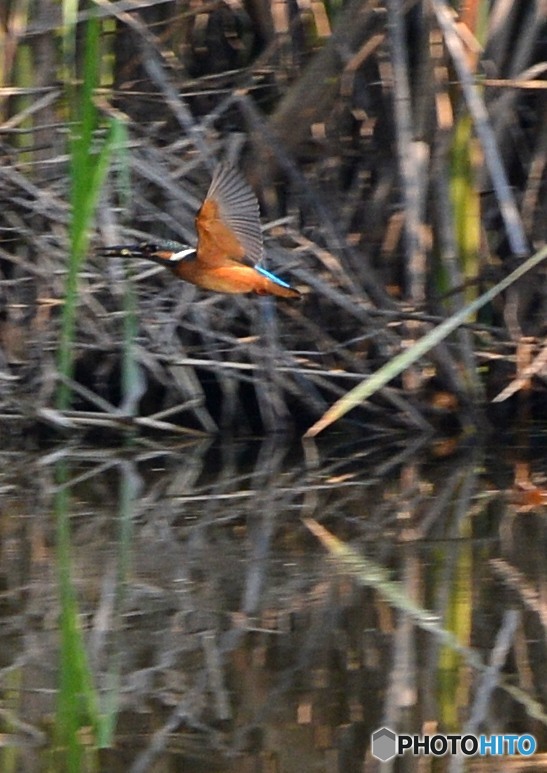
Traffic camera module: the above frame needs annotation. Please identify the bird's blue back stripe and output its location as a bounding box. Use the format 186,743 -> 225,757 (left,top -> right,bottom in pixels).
256,265 -> 291,289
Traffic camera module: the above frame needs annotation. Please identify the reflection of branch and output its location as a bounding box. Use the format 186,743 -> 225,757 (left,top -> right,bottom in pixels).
304,517 -> 547,725
465,609 -> 519,731
490,558 -> 547,632
450,610 -> 520,773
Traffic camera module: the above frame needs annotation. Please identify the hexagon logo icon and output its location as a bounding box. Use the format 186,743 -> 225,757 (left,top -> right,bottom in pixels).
372,727 -> 397,761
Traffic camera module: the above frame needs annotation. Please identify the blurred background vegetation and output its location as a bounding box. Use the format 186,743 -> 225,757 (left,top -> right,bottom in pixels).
2,5 -> 547,770
1,0 -> 547,437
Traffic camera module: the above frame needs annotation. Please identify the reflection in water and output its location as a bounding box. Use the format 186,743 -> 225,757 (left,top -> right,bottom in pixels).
0,431 -> 546,771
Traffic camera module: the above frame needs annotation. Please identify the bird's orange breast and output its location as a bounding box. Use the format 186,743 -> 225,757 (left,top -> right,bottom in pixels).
173,260 -> 298,298
174,261 -> 261,293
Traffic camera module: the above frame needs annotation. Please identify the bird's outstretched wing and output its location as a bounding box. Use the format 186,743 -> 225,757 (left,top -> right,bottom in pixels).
195,165 -> 264,267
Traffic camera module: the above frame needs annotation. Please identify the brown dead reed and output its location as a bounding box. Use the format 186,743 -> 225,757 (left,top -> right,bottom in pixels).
1,0 -> 547,437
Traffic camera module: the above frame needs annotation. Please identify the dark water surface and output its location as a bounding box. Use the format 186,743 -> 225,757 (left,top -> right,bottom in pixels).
1,428 -> 547,771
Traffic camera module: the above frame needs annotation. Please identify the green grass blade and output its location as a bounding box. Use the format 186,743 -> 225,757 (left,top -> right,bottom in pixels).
57,117 -> 125,409
450,114 -> 481,306
305,244 -> 547,436
53,463 -> 99,772
56,5 -> 127,410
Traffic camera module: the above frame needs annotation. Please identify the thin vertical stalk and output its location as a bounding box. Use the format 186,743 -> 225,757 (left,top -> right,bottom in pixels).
57,4 -> 124,410
430,0 -> 528,257
386,0 -> 428,304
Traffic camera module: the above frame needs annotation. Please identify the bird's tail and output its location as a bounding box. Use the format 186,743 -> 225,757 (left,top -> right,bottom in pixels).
255,266 -> 301,299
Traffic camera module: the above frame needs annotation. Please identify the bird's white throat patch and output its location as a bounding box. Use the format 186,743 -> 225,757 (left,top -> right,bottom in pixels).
170,247 -> 196,261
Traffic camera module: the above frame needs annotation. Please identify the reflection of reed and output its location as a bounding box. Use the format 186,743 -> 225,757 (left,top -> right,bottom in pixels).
1,434 -> 546,767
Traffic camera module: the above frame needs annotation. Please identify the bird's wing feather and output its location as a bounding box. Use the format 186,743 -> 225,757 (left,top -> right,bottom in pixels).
195,165 -> 264,266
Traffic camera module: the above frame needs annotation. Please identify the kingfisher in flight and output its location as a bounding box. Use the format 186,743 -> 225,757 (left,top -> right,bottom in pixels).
97,164 -> 301,300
